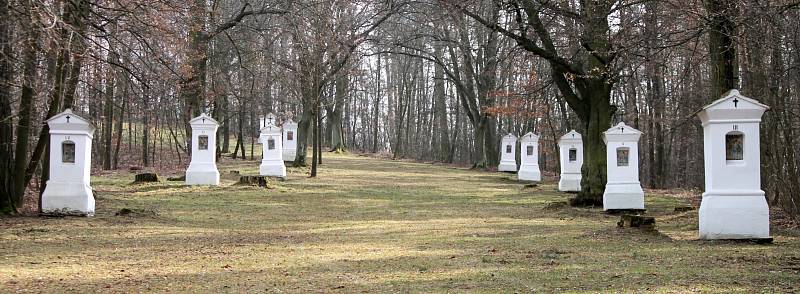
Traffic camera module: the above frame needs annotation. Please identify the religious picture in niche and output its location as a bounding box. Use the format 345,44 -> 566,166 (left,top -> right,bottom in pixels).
506,145 -> 512,153
62,141 -> 75,163
726,133 -> 744,160
268,138 -> 276,150
198,135 -> 209,150
527,145 -> 534,156
616,147 -> 629,166
569,148 -> 577,162
287,131 -> 294,141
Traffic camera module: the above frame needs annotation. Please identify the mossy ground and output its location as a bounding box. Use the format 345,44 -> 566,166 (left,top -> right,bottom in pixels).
2,153 -> 799,292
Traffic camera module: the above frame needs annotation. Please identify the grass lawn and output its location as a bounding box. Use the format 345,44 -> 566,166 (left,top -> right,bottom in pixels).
2,153 -> 799,293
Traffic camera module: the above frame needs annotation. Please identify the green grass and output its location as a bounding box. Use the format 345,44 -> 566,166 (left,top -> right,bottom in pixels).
1,153 -> 799,292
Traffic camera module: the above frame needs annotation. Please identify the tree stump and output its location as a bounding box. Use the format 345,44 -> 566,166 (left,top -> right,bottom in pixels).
617,214 -> 656,229
238,176 -> 268,187
134,173 -> 160,183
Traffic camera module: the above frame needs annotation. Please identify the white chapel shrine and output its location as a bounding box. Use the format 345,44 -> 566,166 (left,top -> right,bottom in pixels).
518,132 -> 541,181
185,113 -> 220,185
697,89 -> 770,240
602,122 -> 644,211
41,109 -> 96,216
282,118 -> 298,162
558,130 -> 583,192
498,134 -> 517,172
259,113 -> 287,177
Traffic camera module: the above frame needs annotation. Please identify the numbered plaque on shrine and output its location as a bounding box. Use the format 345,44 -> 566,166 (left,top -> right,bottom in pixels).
526,145 -> 534,156
268,138 -> 276,150
569,148 -> 577,162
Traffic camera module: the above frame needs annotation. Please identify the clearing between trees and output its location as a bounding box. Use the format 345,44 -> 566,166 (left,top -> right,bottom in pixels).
1,153 -> 798,292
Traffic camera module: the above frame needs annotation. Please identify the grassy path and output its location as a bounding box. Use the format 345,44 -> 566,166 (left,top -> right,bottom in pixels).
2,153 -> 799,292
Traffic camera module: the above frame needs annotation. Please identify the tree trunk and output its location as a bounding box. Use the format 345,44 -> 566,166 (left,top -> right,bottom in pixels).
329,72 -> 347,152
142,97 -> 150,167
432,43 -> 450,162
316,103 -> 322,165
705,0 -> 739,99
102,49 -> 116,170
371,54 -> 381,153
310,104 -> 319,177
11,16 -> 40,210
572,84 -> 615,206
113,84 -> 126,169
180,0 -> 210,154
294,105 -> 313,166
482,117 -> 499,167
221,94 -> 230,153
0,0 -> 15,212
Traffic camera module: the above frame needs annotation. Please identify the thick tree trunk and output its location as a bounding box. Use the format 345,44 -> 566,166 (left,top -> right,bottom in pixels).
11,17 -> 40,210
0,0 -> 15,212
572,84 -> 615,206
473,119 -> 487,168
180,0 -> 209,155
329,72 -> 347,152
482,117 -> 499,167
705,0 -> 739,99
294,105 -> 313,166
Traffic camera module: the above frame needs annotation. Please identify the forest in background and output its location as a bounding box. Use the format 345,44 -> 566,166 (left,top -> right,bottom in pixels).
0,0 -> 798,218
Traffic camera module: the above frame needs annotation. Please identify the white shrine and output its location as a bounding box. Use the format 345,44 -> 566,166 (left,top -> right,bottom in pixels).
697,89 -> 770,240
185,113 -> 220,185
41,109 -> 95,216
518,132 -> 541,181
259,113 -> 286,177
602,122 -> 644,211
558,130 -> 583,192
282,118 -> 298,162
498,134 -> 517,172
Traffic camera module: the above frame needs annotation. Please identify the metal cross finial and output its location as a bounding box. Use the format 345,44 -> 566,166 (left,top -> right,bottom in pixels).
66,115 -> 70,123
733,97 -> 739,108
268,116 -> 274,125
